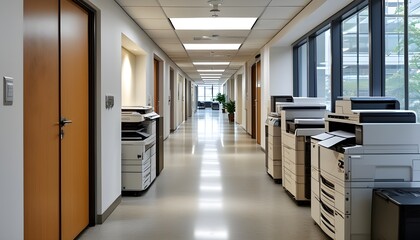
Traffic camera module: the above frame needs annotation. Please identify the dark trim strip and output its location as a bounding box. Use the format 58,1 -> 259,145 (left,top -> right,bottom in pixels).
369,0 -> 385,96
96,195 -> 122,224
330,19 -> 343,112
404,0 -> 409,110
74,0 -> 98,226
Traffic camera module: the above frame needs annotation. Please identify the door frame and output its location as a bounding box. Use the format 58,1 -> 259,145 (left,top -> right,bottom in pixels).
170,67 -> 175,131
251,64 -> 256,139
74,0 -> 97,227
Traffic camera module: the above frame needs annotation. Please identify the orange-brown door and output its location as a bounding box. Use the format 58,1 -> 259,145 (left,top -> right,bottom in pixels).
154,58 -> 160,114
24,0 -> 60,239
60,0 -> 90,239
256,61 -> 261,145
24,0 -> 90,239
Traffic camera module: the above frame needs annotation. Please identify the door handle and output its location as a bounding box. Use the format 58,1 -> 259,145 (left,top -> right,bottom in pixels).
60,118 -> 73,127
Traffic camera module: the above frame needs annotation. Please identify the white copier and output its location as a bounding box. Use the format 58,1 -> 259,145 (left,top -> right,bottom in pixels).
279,98 -> 326,201
311,97 -> 420,240
266,95 -> 294,182
121,106 -> 159,194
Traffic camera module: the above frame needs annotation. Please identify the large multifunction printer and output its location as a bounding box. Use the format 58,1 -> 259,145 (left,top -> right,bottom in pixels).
121,106 -> 160,194
279,98 -> 326,201
266,95 -> 293,182
311,97 -> 420,240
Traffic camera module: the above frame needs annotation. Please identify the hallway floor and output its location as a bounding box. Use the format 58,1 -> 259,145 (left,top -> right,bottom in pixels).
80,109 -> 327,240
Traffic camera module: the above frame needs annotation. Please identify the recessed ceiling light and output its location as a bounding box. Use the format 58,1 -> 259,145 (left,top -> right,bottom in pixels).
184,44 -> 241,50
197,69 -> 225,72
200,73 -> 222,76
193,62 -> 230,65
201,76 -> 220,79
170,17 -> 257,30
203,79 -> 220,81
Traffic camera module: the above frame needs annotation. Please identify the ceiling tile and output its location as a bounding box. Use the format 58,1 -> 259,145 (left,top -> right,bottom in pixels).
261,7 -> 302,19
157,0 -> 207,7
116,0 -> 159,7
144,30 -> 178,39
253,19 -> 288,30
159,43 -> 185,52
269,0 -> 311,7
220,0 -> 272,7
134,18 -> 173,30
247,29 -> 278,39
153,38 -> 181,44
123,7 -> 166,18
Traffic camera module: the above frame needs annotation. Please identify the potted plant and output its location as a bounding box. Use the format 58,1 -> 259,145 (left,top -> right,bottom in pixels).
225,100 -> 236,122
214,93 -> 226,113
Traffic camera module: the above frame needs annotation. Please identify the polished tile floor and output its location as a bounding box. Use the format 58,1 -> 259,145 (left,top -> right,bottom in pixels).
80,109 -> 327,240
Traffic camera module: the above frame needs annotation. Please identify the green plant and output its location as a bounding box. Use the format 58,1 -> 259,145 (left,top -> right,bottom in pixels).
214,93 -> 226,105
225,100 -> 235,114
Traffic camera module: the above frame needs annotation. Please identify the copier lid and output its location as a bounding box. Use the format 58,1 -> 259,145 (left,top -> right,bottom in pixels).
375,189 -> 420,205
317,130 -> 355,148
121,112 -> 144,123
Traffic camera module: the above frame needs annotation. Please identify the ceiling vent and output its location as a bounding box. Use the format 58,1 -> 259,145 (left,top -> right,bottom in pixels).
208,0 -> 223,17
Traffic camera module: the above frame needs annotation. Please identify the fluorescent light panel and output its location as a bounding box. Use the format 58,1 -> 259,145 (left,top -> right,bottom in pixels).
170,17 -> 257,30
197,69 -> 225,72
200,74 -> 222,76
203,79 -> 220,81
184,44 -> 240,50
193,62 -> 229,65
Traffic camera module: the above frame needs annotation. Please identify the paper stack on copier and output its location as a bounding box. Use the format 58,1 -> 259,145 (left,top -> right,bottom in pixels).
311,97 -> 420,240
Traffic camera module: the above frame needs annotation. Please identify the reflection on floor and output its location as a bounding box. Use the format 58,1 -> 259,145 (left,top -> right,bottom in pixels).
80,109 -> 327,240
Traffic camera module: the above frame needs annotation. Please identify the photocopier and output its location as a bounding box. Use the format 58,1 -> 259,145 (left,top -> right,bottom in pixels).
121,106 -> 159,194
266,95 -> 293,182
310,97 -> 420,240
279,98 -> 326,201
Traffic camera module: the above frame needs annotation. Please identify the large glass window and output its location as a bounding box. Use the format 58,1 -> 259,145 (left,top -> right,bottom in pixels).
385,0 -> 406,107
197,85 -> 221,102
316,30 -> 332,109
408,0 -> 420,116
297,43 -> 308,96
342,7 -> 370,97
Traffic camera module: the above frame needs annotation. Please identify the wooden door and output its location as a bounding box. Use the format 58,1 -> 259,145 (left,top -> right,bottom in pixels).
60,0 -> 90,239
154,58 -> 160,114
256,61 -> 261,145
24,0 -> 90,239
24,0 -> 60,239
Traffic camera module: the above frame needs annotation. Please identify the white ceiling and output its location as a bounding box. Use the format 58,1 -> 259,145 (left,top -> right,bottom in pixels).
115,0 -> 312,85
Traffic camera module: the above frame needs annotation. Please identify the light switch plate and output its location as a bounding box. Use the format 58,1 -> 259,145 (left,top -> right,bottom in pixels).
3,76 -> 13,106
105,95 -> 114,109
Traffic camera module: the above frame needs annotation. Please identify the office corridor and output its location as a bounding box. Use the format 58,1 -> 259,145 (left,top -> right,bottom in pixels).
80,109 -> 326,240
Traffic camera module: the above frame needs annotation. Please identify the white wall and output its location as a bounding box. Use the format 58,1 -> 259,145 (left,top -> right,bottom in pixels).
269,47 -> 293,96
121,47 -> 138,106
88,0 -> 191,217
0,0 -> 23,239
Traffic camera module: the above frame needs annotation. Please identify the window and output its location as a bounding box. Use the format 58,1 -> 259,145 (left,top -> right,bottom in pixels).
384,0 -> 420,119
316,30 -> 332,109
407,0 -> 420,116
342,7 -> 370,97
297,43 -> 308,96
197,85 -> 221,102
385,0 -> 405,107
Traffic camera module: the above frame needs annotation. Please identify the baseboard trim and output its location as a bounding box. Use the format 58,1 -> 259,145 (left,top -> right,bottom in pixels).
96,195 -> 121,224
